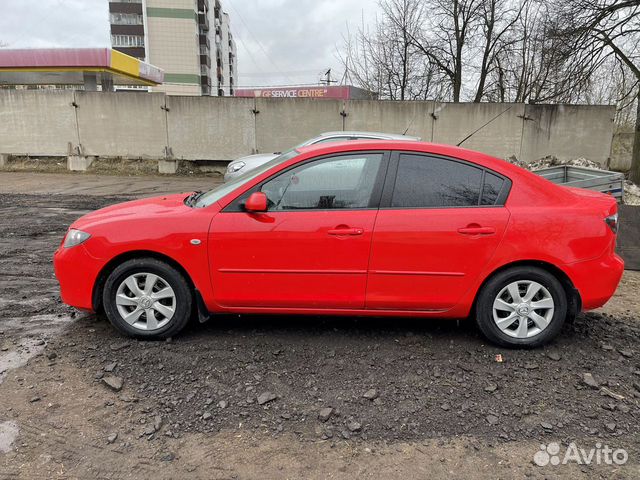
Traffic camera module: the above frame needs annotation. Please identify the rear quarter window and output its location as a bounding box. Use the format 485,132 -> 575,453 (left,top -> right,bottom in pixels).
480,172 -> 505,206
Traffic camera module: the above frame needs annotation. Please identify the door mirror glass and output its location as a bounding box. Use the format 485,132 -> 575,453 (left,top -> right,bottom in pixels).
244,192 -> 268,212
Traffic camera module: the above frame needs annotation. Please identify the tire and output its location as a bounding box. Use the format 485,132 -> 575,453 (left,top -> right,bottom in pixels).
475,266 -> 567,348
102,257 -> 193,339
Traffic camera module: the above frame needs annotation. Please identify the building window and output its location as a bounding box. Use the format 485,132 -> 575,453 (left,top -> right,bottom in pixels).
199,45 -> 209,55
115,0 -> 142,3
110,13 -> 143,25
111,35 -> 145,47
200,65 -> 209,76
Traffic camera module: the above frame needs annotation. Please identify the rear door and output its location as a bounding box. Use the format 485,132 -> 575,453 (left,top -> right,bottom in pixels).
366,152 -> 511,310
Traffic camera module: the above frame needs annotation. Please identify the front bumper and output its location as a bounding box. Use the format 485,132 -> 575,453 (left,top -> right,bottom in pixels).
53,244 -> 104,311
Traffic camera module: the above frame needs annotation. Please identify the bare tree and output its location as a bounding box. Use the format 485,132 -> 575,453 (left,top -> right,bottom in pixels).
472,0 -> 524,102
385,0 -> 483,102
480,0 -> 602,104
552,0 -> 640,181
339,0 -> 640,178
340,0 -> 444,100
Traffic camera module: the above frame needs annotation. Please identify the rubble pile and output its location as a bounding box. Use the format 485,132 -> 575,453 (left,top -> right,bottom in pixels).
506,155 -> 603,171
624,180 -> 640,205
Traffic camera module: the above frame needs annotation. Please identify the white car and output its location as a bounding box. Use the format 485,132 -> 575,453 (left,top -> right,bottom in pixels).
224,131 -> 421,182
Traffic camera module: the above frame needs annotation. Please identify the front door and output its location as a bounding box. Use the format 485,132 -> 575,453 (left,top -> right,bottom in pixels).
210,152 -> 388,309
366,152 -> 511,310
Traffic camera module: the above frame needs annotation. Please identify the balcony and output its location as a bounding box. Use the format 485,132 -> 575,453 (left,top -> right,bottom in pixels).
200,54 -> 211,67
197,13 -> 209,31
197,0 -> 209,12
199,34 -> 210,49
109,2 -> 143,14
110,24 -> 144,35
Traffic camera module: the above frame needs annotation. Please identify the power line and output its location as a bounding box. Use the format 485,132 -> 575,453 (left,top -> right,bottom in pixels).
222,82 -> 334,89
240,69 -> 329,77
225,0 -> 294,84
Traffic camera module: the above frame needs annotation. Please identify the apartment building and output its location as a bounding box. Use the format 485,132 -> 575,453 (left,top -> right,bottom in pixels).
109,0 -> 236,96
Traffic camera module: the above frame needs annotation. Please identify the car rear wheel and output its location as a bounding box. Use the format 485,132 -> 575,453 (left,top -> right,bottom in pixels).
102,258 -> 192,339
475,266 -> 567,348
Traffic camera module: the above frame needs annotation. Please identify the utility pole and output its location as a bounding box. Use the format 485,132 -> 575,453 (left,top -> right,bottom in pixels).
321,68 -> 337,86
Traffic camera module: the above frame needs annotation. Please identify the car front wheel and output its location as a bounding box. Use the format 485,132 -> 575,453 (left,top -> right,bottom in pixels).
475,266 -> 567,348
102,258 -> 193,339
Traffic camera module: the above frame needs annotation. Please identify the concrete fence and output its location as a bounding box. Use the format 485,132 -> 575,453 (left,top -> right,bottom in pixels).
0,90 -> 617,172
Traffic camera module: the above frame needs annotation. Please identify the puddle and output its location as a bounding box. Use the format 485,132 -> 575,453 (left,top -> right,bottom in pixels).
0,313 -> 76,384
0,421 -> 19,454
0,313 -> 74,336
0,338 -> 47,384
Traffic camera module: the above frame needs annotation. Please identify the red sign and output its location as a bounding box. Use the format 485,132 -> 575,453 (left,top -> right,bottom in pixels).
235,86 -> 352,100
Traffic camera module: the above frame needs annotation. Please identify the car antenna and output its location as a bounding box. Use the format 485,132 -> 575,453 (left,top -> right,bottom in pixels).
402,109 -> 419,136
456,104 -> 515,147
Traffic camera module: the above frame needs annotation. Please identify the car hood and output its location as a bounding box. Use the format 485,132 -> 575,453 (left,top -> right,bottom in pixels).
71,192 -> 193,230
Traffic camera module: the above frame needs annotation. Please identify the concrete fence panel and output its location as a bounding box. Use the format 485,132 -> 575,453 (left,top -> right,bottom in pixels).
0,91 -> 619,167
0,90 -> 76,156
432,102 -> 525,160
167,96 -> 255,160
75,91 -> 167,158
255,98 -> 344,154
344,100 -> 436,141
520,104 -> 615,165
611,131 -> 634,172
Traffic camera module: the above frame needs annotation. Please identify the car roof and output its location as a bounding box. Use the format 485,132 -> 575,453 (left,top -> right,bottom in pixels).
314,131 -> 421,141
295,140 -> 534,179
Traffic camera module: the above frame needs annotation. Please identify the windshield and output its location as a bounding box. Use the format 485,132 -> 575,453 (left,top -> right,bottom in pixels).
194,149 -> 299,208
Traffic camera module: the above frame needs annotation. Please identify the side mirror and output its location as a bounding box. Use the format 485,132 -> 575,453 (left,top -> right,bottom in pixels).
244,192 -> 268,212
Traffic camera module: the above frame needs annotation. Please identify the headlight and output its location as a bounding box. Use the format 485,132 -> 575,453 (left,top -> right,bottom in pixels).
64,229 -> 91,248
227,161 -> 246,173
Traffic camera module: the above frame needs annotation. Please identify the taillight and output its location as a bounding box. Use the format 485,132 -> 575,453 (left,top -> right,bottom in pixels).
605,213 -> 618,234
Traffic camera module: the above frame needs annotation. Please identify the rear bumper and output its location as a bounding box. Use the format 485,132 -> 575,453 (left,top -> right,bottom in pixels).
565,251 -> 624,311
53,244 -> 103,311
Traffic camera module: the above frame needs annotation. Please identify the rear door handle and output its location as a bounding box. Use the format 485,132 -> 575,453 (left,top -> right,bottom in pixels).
458,226 -> 495,235
328,227 -> 364,236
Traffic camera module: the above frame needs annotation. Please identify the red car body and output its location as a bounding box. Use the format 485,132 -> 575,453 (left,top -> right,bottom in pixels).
54,141 -> 623,324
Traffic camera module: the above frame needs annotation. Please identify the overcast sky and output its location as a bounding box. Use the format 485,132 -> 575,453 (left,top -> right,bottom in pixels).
0,0 -> 379,88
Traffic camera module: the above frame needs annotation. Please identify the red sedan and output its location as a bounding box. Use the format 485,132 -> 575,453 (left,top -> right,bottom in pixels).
54,141 -> 623,347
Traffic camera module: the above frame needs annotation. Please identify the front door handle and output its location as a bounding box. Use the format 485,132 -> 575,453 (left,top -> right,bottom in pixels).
458,226 -> 495,235
328,227 -> 364,236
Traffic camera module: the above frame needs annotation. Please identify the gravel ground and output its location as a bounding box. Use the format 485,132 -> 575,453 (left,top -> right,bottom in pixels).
0,179 -> 639,479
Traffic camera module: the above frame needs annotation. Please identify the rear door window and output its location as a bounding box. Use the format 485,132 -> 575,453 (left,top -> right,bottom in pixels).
392,154 -> 482,207
391,154 -> 508,208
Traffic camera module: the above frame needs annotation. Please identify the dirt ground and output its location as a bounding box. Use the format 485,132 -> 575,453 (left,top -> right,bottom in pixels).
0,172 -> 639,479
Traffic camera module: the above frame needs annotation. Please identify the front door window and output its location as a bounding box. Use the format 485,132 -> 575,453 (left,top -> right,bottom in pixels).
261,153 -> 383,211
